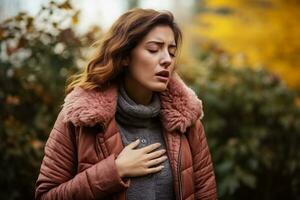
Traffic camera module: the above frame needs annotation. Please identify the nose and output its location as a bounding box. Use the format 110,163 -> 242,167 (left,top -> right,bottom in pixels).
160,50 -> 172,68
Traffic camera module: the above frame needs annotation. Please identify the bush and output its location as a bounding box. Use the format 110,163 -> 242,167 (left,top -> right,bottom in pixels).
187,50 -> 300,200
0,1 -> 98,199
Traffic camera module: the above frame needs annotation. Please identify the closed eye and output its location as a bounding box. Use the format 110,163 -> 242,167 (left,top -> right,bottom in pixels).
148,49 -> 158,53
148,49 -> 176,57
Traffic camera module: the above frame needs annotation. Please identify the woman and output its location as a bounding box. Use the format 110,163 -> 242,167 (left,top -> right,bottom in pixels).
35,8 -> 217,200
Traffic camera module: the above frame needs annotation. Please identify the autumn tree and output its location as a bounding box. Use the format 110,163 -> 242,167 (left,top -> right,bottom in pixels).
192,0 -> 300,91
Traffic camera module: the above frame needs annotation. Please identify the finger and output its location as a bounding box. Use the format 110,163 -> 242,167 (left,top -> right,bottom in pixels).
140,143 -> 161,153
146,149 -> 166,160
146,165 -> 164,174
127,139 -> 140,149
146,156 -> 168,168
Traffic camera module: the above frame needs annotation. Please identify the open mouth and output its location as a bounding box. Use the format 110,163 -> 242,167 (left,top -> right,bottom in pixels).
155,71 -> 169,82
155,70 -> 169,78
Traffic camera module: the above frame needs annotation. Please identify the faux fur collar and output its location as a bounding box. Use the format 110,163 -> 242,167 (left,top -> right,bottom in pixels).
61,73 -> 203,133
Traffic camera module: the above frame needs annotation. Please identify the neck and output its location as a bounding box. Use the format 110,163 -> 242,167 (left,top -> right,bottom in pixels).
123,76 -> 153,105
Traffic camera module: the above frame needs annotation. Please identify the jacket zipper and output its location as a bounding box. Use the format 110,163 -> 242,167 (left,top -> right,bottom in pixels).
96,126 -> 127,200
96,126 -> 107,157
95,124 -> 106,160
177,134 -> 183,200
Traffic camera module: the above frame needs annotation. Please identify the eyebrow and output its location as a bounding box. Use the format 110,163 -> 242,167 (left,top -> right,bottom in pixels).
146,40 -> 177,48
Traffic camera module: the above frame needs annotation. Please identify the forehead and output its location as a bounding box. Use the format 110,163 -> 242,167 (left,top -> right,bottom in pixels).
141,25 -> 176,45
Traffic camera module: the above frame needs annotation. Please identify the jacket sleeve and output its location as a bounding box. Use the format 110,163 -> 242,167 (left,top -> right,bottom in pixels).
187,120 -> 217,200
35,111 -> 130,200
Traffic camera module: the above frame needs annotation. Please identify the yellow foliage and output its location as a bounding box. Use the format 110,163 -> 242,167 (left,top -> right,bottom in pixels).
194,0 -> 300,89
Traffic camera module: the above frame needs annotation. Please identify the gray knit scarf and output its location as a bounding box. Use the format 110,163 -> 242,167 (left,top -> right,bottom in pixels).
116,83 -> 161,127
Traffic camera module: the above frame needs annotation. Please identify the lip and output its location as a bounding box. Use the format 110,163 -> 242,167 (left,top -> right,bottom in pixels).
156,70 -> 170,77
156,75 -> 169,82
155,70 -> 170,83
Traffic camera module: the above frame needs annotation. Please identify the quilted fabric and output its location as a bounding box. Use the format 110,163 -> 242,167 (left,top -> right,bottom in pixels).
35,73 -> 217,200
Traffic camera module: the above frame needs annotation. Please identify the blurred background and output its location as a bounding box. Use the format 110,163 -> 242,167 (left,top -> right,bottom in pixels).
0,0 -> 299,199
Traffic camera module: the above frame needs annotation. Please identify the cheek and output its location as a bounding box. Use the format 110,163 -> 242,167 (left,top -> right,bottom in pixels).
131,52 -> 156,77
170,64 -> 176,73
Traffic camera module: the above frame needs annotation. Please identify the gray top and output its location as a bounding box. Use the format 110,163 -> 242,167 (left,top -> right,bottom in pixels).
115,84 -> 175,200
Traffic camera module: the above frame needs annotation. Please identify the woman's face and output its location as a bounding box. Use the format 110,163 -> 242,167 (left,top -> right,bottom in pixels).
125,25 -> 177,92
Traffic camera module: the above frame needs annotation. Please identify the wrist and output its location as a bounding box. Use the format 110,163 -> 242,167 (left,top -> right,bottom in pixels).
115,158 -> 126,178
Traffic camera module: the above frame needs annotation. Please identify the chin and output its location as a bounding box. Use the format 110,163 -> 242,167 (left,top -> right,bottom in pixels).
149,82 -> 169,92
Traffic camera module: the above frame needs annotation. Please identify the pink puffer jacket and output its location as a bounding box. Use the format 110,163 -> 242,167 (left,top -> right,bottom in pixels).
35,73 -> 217,200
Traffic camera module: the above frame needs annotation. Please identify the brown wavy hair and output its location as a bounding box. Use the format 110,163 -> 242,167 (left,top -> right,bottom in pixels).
66,8 -> 182,94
